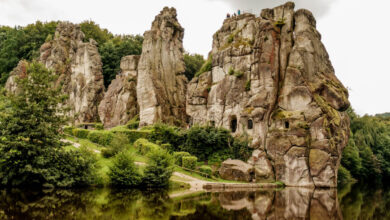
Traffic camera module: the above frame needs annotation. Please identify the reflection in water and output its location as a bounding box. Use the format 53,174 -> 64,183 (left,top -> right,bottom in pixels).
0,185 -> 388,219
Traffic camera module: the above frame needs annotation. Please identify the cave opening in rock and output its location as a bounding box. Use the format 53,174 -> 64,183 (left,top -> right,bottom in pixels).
285,121 -> 290,129
230,116 -> 237,133
248,119 -> 253,129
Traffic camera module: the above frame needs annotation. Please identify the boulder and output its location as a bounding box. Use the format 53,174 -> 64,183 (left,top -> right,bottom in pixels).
219,159 -> 254,182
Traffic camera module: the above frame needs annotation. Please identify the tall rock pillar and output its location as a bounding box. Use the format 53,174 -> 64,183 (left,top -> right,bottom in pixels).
136,7 -> 188,126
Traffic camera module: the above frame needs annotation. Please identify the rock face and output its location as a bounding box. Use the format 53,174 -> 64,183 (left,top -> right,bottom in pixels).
137,7 -> 188,126
219,159 -> 254,182
5,60 -> 28,94
39,22 -> 105,123
98,55 -> 140,128
187,2 -> 350,187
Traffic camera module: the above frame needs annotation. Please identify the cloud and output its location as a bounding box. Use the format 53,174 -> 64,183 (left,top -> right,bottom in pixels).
208,0 -> 338,18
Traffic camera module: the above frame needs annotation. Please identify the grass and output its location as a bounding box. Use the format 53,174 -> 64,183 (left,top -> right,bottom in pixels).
65,136 -> 103,152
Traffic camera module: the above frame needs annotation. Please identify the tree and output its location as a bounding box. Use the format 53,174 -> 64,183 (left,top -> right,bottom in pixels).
0,61 -> 96,187
108,152 -> 142,187
183,53 -> 205,81
142,148 -> 174,188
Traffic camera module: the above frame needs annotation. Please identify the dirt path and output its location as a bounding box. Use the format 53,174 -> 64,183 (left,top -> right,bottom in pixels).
61,139 -> 101,153
169,172 -> 209,198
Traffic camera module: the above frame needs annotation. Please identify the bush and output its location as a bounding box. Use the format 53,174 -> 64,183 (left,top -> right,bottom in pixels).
148,123 -> 184,152
181,125 -> 232,161
182,156 -> 197,170
63,126 -> 74,136
142,148 -> 174,188
134,138 -> 160,155
338,165 -> 354,186
72,128 -> 90,139
108,152 -> 142,187
199,165 -> 212,177
95,123 -> 104,130
195,56 -> 212,77
126,115 -> 139,129
208,150 -> 232,164
245,79 -> 251,91
87,130 -> 114,146
110,126 -> 151,143
173,152 -> 191,166
101,133 -> 129,158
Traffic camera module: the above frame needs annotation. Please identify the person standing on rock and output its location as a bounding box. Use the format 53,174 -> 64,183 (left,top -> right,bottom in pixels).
238,9 -> 241,15
227,13 -> 230,18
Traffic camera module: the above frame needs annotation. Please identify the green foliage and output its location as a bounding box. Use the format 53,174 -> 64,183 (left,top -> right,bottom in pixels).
63,126 -> 74,136
87,130 -> 114,146
80,20 -> 113,46
181,125 -> 232,161
173,152 -> 191,166
183,53 -> 205,81
199,165 -> 212,177
182,156 -> 198,170
245,79 -> 251,91
108,151 -> 142,187
134,138 -> 160,155
99,35 -> 143,87
338,165 -> 354,186
341,108 -> 390,183
148,123 -> 184,152
228,67 -> 234,75
227,34 -> 234,43
0,21 -> 58,85
142,148 -> 174,188
126,115 -> 139,129
227,67 -> 244,78
0,61 -> 97,187
101,133 -> 129,158
72,128 -> 90,139
95,123 -> 104,130
195,56 -> 212,77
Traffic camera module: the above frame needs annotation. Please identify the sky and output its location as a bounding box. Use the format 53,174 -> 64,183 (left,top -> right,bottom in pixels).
0,0 -> 389,116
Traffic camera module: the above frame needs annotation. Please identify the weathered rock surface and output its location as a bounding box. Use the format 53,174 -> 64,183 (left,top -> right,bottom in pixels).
137,7 -> 188,126
187,2 -> 350,187
98,55 -> 140,128
219,159 -> 254,182
5,60 -> 28,94
39,22 -> 105,123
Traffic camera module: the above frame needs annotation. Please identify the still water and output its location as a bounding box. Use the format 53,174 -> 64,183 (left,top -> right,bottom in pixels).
0,184 -> 388,219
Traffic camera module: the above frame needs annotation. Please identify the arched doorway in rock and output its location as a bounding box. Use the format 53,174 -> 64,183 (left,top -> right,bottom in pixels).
230,115 -> 237,133
285,121 -> 290,129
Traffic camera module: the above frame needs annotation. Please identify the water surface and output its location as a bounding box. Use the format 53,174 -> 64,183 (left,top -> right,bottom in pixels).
0,184 -> 388,219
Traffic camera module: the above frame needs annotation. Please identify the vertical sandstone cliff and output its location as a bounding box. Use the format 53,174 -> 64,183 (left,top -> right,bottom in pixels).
136,7 -> 188,126
187,2 -> 350,187
98,55 -> 140,128
39,22 -> 105,123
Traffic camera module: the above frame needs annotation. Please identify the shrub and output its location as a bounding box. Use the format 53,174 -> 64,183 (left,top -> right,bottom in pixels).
232,135 -> 251,161
199,165 -> 212,177
208,150 -> 232,164
108,152 -> 142,187
195,56 -> 212,77
148,123 -> 184,152
228,67 -> 234,75
126,115 -> 139,129
134,138 -> 160,155
95,123 -> 104,130
182,156 -> 197,170
142,148 -> 174,188
338,165 -> 353,186
87,130 -> 114,146
63,126 -> 74,136
234,70 -> 244,78
112,129 -> 151,143
173,152 -> 191,166
181,125 -> 232,161
72,128 -> 90,139
101,133 -> 129,158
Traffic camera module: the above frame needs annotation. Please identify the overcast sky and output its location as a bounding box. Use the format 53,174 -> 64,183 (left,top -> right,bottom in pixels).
0,0 -> 389,116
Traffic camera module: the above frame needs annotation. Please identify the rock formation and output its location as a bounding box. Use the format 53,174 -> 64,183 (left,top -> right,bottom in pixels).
5,60 -> 28,94
136,7 -> 188,126
187,2 -> 350,187
98,55 -> 140,128
39,22 -> 105,123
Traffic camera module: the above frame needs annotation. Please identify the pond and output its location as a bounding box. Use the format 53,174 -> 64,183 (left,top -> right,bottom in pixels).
0,184 -> 388,219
